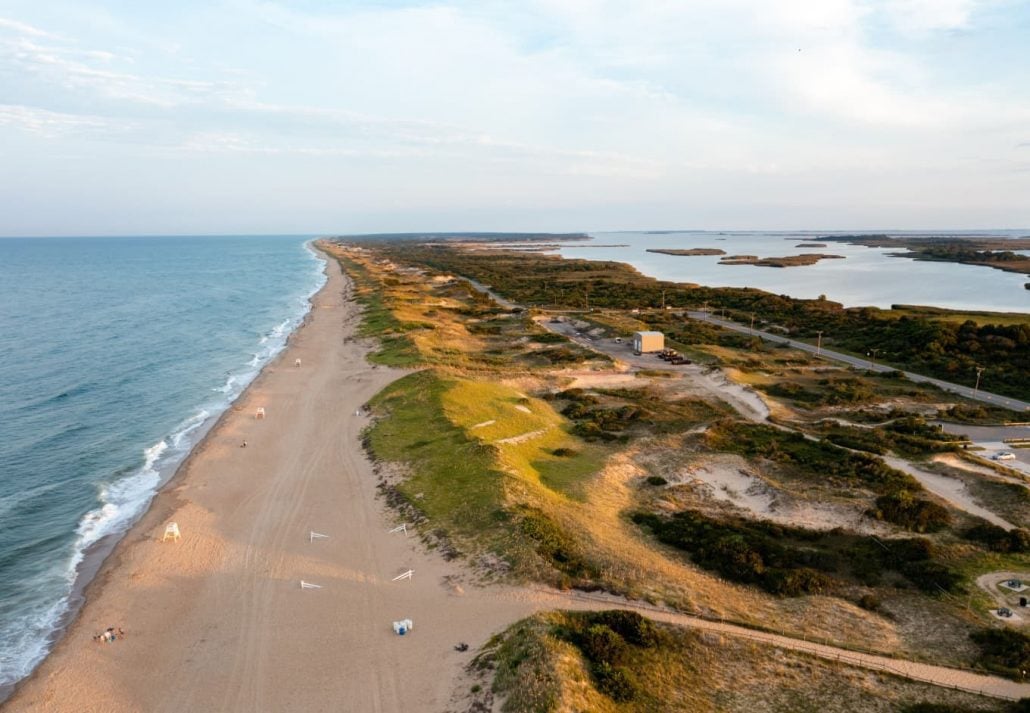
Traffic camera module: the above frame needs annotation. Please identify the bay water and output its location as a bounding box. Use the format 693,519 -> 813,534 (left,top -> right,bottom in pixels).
557,231 -> 1030,312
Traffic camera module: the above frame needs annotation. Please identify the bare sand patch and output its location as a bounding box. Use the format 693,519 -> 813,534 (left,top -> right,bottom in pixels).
884,456 -> 1015,530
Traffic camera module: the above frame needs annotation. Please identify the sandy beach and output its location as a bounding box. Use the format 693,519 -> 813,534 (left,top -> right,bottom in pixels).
3,249 -> 542,712
8,246 -> 1030,711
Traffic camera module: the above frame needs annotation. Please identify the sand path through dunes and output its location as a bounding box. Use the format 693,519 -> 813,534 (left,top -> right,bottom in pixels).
7,252 -> 1030,711
3,253 -> 543,713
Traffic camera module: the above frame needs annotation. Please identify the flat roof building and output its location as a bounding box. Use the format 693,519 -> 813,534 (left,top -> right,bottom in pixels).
633,331 -> 664,353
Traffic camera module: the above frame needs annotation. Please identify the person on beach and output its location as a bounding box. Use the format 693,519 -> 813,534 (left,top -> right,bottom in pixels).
241,440 -> 247,448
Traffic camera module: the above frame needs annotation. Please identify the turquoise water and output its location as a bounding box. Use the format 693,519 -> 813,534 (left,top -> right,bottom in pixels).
0,236 -> 324,690
556,231 -> 1030,311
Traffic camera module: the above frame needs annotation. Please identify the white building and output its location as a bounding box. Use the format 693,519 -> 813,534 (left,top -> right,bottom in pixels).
633,331 -> 664,353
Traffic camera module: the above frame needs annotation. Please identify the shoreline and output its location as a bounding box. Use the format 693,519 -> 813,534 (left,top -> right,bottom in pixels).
1,244 -> 549,712
0,247 -> 329,706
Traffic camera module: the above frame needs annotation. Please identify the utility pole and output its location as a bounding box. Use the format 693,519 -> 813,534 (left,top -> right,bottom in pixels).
816,330 -> 823,356
702,301 -> 708,321
974,366 -> 985,395
584,285 -> 590,311
867,348 -> 880,368
661,289 -> 666,310
750,313 -> 755,336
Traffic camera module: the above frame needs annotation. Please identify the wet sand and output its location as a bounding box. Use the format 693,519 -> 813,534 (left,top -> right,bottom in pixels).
3,248 -> 542,713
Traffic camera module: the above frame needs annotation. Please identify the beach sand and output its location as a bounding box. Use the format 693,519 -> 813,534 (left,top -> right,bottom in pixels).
3,250 -> 543,712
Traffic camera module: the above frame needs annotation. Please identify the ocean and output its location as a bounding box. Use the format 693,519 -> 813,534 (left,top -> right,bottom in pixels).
0,235 -> 325,692
556,231 -> 1030,312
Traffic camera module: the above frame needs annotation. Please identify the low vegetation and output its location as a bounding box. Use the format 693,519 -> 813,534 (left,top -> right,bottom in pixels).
820,418 -> 962,458
367,243 -> 1030,402
631,509 -> 963,596
471,610 -> 1010,712
970,628 -> 1030,680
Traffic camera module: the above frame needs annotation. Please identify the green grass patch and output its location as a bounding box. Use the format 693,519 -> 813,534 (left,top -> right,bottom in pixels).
441,379 -> 605,500
332,253 -> 420,366
367,371 -> 505,538
366,370 -> 608,581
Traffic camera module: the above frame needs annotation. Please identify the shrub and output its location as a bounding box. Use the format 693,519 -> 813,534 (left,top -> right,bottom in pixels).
578,624 -> 628,665
591,610 -> 660,648
901,560 -> 964,594
970,628 -> 1030,678
515,507 -> 593,578
868,491 -> 950,532
858,593 -> 881,611
963,524 -> 1030,553
551,447 -> 579,457
591,662 -> 637,702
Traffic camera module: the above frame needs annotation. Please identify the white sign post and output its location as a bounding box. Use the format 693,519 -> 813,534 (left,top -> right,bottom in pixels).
389,524 -> 408,535
300,581 -> 322,590
309,531 -> 329,543
392,570 -> 414,582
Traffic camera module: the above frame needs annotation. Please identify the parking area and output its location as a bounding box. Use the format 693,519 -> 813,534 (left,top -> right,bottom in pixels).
537,317 -> 694,371
938,422 -> 1030,476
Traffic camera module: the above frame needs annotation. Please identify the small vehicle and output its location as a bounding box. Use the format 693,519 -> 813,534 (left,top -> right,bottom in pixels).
614,337 -> 623,344
994,452 -> 1017,461
997,607 -> 1013,618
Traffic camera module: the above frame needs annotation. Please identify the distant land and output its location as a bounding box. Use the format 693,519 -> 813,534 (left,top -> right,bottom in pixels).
822,235 -> 1030,277
719,253 -> 845,267
646,248 -> 726,256
339,231 -> 590,243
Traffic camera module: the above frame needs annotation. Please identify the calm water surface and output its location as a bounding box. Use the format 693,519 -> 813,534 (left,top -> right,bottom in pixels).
555,231 -> 1030,311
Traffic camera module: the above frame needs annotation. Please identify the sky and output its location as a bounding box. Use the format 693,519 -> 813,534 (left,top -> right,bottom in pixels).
1,0 -> 1029,236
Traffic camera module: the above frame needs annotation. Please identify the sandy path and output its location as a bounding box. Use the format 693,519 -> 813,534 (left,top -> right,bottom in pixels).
3,253 -> 541,713
545,589 -> 1030,702
884,456 -> 1016,530
7,253 -> 1028,711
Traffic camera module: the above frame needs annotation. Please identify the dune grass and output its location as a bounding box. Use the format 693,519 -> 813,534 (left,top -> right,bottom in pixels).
367,370 -> 608,577
327,250 -> 421,366
473,611 -> 1004,713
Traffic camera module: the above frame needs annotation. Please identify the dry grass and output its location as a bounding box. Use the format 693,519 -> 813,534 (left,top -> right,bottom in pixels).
471,611 -> 1002,713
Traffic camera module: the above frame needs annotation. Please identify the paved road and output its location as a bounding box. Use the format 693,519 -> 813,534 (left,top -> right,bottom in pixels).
685,311 -> 1030,413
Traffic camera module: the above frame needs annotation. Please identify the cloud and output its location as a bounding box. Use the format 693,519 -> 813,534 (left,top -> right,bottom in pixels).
0,16 -> 60,39
0,104 -> 134,138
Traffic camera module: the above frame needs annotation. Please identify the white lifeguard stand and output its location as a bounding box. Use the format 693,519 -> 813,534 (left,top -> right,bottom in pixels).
392,619 -> 413,635
255,407 -> 266,419
162,522 -> 181,542
294,358 -> 302,367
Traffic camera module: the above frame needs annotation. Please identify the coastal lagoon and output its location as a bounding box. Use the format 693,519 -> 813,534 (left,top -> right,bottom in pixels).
0,235 -> 323,692
555,231 -> 1030,312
